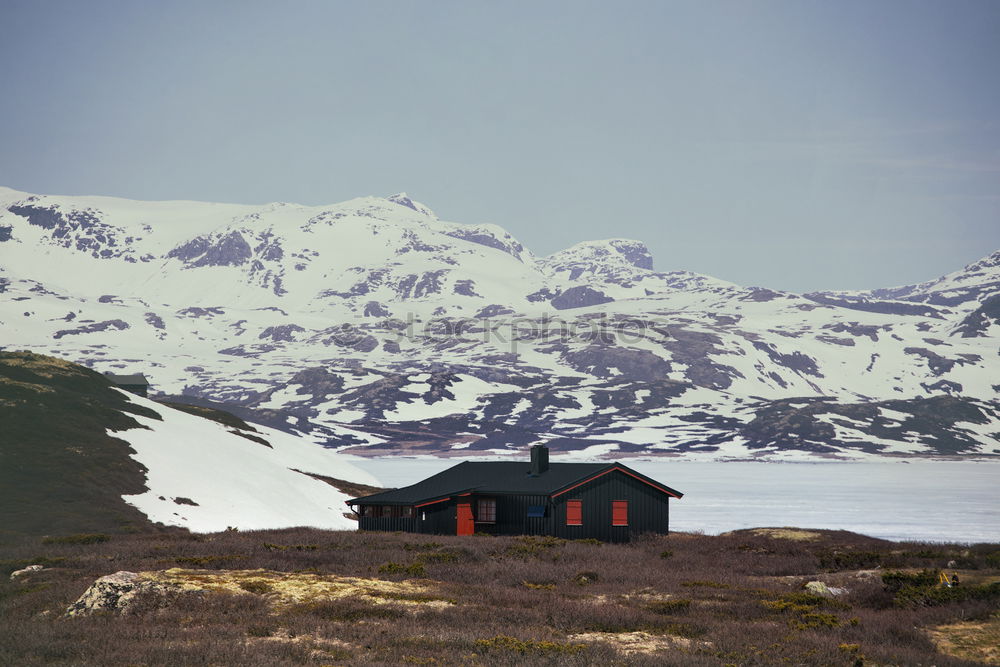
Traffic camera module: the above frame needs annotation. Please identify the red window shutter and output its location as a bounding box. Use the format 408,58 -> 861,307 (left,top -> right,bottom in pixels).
612,501 -> 628,526
566,500 -> 582,526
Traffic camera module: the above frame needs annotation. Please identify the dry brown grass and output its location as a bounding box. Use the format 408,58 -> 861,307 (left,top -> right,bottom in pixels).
2,526 -> 998,665
745,527 -> 824,541
928,612 -> 1000,665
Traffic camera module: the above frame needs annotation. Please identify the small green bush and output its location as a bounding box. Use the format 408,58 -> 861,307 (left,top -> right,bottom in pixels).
41,533 -> 109,545
262,543 -> 317,551
378,561 -> 427,577
174,555 -> 246,567
895,581 -> 1000,607
474,636 -> 585,655
522,581 -> 556,590
238,580 -> 273,594
648,598 -> 692,614
417,550 -> 461,563
818,549 -> 885,571
792,612 -> 841,630
682,580 -> 730,589
881,569 -> 938,592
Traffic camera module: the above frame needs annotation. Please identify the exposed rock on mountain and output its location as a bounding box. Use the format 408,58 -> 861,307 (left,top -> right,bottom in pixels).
0,186 -> 997,460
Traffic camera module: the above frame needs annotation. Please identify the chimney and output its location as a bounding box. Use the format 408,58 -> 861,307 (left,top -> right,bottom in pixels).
530,445 -> 549,475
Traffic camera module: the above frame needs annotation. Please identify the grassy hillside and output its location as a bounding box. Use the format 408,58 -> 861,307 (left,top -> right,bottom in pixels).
0,351 -> 165,537
1,528 -> 998,665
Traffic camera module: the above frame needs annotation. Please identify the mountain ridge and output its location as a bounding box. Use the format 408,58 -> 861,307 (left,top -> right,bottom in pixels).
1,187 -> 998,460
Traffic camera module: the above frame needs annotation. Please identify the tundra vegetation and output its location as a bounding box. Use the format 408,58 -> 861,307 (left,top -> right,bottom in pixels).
2,527 -> 999,665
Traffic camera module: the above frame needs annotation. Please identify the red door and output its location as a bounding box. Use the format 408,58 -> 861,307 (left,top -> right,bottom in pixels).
456,502 -> 474,535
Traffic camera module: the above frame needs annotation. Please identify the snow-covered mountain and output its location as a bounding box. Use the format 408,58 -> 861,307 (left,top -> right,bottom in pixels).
1,186 -> 998,460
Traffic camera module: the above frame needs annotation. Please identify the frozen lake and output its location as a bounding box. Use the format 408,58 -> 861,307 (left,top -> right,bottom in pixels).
347,458 -> 1000,544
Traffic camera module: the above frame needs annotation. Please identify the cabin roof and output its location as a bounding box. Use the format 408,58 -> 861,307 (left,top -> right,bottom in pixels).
104,373 -> 149,385
348,461 -> 683,506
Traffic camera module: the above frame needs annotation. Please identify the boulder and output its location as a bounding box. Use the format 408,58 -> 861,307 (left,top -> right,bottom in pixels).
64,571 -> 182,617
804,580 -> 846,597
9,564 -> 44,581
804,581 -> 832,596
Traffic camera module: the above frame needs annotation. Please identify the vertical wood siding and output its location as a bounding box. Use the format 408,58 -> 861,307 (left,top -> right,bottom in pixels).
551,472 -> 670,543
355,470 -> 672,542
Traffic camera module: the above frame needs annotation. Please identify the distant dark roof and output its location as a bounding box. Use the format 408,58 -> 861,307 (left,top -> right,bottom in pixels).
348,461 -> 682,505
104,373 -> 149,386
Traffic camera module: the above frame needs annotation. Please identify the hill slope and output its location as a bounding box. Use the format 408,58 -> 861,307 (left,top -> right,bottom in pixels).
0,352 -> 379,536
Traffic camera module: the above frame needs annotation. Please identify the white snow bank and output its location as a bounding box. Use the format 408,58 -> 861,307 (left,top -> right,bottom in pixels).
112,391 -> 380,532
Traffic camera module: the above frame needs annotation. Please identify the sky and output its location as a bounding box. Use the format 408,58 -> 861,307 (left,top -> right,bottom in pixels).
1,0 -> 998,292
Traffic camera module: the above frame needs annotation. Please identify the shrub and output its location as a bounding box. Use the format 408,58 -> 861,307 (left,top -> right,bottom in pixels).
792,612 -> 841,630
647,598 -> 691,614
881,569 -> 939,592
238,580 -> 273,594
817,549 -> 885,571
682,580 -> 730,589
245,625 -> 273,637
378,561 -> 427,577
417,549 -> 462,563
41,533 -> 109,545
505,536 -> 566,558
474,636 -> 586,655
291,598 -> 406,622
522,581 -> 556,590
262,543 -> 317,551
895,581 -> 1000,607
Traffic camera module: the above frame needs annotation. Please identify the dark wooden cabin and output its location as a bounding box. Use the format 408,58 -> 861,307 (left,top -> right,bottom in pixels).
103,372 -> 150,397
347,445 -> 682,543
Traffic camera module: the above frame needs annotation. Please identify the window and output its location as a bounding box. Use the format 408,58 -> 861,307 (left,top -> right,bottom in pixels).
612,501 -> 628,526
382,505 -> 393,518
566,499 -> 582,526
477,498 -> 496,523
357,505 -> 370,517
401,506 -> 414,518
527,505 -> 545,518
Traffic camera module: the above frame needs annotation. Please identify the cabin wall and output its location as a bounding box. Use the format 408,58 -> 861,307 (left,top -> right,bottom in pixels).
356,501 -> 454,535
550,472 -> 671,543
355,469 -> 674,542
469,494 -> 551,536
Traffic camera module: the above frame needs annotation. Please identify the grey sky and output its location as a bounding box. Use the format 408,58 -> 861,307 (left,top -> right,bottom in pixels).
2,0 -> 998,292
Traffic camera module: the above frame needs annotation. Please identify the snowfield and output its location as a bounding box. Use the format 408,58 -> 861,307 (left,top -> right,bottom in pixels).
113,391 -> 380,532
1,185 -> 998,460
